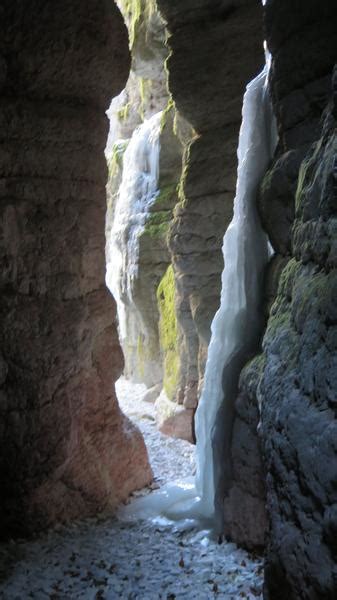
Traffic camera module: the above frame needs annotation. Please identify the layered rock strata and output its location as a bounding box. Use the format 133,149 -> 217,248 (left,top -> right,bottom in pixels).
0,0 -> 152,538
106,1 -> 265,444
157,0 -> 264,412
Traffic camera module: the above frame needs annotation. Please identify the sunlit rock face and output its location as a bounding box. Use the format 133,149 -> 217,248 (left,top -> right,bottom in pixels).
157,0 -> 264,411
257,2 -> 337,597
106,0 -> 170,147
106,1 -> 266,445
105,1 -> 184,397
0,0 -> 152,538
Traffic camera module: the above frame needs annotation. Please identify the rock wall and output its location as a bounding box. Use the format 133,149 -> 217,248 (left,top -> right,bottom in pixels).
222,0 -> 337,558
0,0 -> 152,538
257,2 -> 337,597
157,0 -> 264,412
223,356 -> 267,551
260,88 -> 337,600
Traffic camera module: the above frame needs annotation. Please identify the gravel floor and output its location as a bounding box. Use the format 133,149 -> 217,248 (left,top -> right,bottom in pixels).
0,378 -> 263,599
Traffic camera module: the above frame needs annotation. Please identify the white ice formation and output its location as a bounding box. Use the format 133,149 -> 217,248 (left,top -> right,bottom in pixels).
119,56 -> 277,533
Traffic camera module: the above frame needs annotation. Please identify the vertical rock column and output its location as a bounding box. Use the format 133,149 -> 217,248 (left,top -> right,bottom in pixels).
0,0 -> 152,537
156,0 -> 264,410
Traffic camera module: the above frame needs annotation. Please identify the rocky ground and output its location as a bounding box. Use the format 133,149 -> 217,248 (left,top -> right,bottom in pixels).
0,378 -> 263,599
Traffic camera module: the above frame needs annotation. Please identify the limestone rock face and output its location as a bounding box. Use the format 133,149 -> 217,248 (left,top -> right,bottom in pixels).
155,392 -> 194,444
0,0 -> 152,537
157,0 -> 264,409
110,0 -> 169,142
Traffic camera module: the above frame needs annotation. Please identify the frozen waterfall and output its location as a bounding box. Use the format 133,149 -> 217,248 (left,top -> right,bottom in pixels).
119,57 -> 277,531
106,111 -> 162,345
194,54 -> 278,529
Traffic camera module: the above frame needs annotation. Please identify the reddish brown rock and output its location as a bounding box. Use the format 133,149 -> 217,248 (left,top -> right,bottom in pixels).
0,0 -> 152,538
155,393 -> 194,443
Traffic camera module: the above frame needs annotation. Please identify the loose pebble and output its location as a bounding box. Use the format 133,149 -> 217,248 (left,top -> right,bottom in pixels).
0,378 -> 263,599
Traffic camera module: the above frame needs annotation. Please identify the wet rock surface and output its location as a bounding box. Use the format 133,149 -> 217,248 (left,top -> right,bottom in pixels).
0,379 -> 264,599
105,3 -> 184,393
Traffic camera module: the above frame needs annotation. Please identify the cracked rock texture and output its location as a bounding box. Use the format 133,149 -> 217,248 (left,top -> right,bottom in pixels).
0,0 -> 152,538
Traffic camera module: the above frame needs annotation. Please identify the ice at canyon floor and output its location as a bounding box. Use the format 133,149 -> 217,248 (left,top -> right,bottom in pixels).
0,378 -> 263,599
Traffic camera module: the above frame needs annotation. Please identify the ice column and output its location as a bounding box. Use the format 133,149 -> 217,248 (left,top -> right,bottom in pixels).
194,56 -> 277,526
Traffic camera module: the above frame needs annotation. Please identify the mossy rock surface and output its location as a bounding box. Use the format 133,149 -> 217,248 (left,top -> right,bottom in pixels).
157,265 -> 180,400
107,139 -> 129,178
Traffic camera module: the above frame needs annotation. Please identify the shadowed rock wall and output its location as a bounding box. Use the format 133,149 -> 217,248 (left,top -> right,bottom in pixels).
222,0 -> 337,559
0,0 -> 152,538
258,2 -> 337,597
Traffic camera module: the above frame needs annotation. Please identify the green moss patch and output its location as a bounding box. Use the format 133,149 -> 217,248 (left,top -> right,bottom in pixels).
117,102 -> 131,123
153,184 -> 177,210
157,265 -> 179,400
107,139 -> 129,178
120,0 -> 142,47
140,184 -> 177,239
160,97 -> 175,133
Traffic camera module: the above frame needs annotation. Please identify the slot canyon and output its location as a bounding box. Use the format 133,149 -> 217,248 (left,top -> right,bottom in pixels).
0,0 -> 336,599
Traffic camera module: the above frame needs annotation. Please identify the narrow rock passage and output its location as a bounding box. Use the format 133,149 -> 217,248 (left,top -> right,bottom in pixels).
116,378 -> 195,488
0,379 -> 263,599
